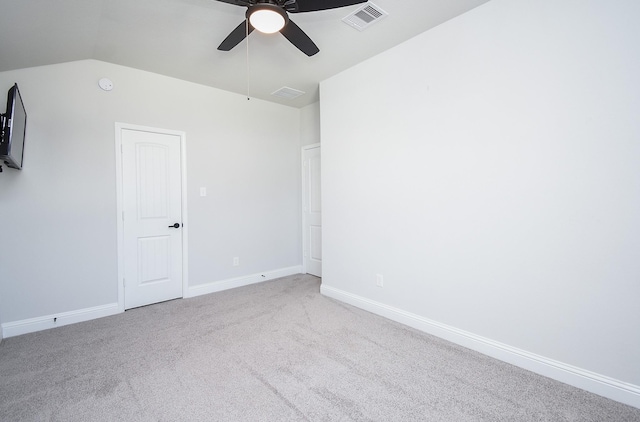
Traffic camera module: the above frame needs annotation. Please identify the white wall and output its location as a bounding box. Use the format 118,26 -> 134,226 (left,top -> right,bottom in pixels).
300,102 -> 320,146
0,60 -> 301,324
0,282 -> 3,341
320,0 -> 640,407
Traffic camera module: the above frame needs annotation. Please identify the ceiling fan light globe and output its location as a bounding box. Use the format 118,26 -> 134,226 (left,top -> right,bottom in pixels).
249,8 -> 286,34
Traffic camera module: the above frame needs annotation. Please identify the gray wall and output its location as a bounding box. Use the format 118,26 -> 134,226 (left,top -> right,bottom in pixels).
321,0 -> 639,393
0,60 -> 301,323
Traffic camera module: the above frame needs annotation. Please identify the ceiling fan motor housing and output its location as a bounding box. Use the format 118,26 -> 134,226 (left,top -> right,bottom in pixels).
216,0 -> 367,56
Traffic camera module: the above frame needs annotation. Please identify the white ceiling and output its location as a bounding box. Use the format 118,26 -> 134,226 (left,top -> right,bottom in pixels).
0,0 -> 490,108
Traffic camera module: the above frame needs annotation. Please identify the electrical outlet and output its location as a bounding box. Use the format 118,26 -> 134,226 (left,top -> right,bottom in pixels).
233,257 -> 239,267
376,274 -> 384,287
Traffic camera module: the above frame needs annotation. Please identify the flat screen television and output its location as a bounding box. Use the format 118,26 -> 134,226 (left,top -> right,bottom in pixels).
0,83 -> 27,170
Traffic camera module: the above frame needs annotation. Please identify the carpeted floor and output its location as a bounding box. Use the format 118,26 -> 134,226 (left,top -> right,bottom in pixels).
0,274 -> 638,421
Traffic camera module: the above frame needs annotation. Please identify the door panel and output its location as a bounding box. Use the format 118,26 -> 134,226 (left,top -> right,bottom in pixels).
137,236 -> 171,284
303,146 -> 322,277
310,225 -> 322,262
137,143 -> 170,219
122,129 -> 183,309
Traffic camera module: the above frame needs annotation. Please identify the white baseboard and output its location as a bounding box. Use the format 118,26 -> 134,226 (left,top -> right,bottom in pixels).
1,303 -> 120,339
186,266 -> 303,298
0,267 -> 304,338
320,285 -> 640,409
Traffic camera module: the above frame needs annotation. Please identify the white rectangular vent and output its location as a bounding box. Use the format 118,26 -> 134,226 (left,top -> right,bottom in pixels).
271,86 -> 306,100
342,2 -> 388,31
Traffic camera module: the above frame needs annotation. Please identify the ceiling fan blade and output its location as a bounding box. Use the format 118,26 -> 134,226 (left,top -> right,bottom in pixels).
280,19 -> 319,56
218,20 -> 254,51
290,0 -> 367,13
213,0 -> 250,6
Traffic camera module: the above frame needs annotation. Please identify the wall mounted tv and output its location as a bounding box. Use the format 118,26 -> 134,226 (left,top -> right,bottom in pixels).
0,83 -> 27,170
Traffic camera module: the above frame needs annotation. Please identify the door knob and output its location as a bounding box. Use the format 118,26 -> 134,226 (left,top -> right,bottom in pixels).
169,223 -> 181,228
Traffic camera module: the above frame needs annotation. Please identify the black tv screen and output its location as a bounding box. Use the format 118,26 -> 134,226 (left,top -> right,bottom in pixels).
0,83 -> 27,170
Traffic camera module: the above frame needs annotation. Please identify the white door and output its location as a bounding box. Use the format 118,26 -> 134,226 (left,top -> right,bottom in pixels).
303,145 -> 322,277
121,128 -> 183,309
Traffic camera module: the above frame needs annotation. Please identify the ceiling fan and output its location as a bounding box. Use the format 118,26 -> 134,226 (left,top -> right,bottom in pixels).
215,0 -> 368,56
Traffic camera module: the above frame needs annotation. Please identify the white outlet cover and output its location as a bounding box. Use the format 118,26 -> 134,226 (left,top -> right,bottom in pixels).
98,78 -> 114,91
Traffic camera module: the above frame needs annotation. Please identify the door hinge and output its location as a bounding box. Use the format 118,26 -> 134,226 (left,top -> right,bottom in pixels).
123,278 -> 126,287
122,211 -> 125,221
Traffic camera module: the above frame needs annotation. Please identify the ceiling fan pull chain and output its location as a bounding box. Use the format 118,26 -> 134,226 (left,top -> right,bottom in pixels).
246,17 -> 250,101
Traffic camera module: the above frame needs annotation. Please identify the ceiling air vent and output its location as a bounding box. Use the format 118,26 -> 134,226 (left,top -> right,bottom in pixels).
271,86 -> 306,100
342,2 -> 388,31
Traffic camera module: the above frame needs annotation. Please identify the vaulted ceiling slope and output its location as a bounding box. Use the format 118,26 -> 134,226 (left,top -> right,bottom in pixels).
0,0 -> 489,108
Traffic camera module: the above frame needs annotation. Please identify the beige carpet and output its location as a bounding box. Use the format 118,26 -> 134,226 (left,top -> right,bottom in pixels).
1,274 -> 638,421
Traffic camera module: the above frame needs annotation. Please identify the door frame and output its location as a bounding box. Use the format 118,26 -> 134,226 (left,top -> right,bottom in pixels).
301,143 -> 321,275
114,122 -> 189,312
